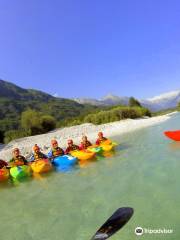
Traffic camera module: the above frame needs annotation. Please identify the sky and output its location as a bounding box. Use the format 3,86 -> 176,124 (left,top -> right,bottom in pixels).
0,0 -> 180,99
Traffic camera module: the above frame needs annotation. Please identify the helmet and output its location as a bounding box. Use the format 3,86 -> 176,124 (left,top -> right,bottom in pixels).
51,139 -> 58,145
12,148 -> 19,153
68,139 -> 73,144
33,144 -> 40,151
98,132 -> 103,137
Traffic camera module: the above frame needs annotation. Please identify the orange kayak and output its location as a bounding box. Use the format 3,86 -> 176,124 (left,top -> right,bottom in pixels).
164,130 -> 180,141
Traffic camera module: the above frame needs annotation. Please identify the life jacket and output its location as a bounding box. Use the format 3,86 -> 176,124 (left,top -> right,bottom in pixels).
96,137 -> 107,145
80,141 -> 92,149
66,145 -> 79,153
11,155 -> 26,166
52,147 -> 64,157
34,152 -> 46,160
0,160 -> 8,169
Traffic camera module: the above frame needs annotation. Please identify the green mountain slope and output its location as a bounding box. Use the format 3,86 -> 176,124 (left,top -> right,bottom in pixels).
0,79 -> 98,133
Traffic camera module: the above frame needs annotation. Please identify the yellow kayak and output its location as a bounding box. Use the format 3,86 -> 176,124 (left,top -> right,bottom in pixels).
100,144 -> 114,152
100,139 -> 117,151
31,159 -> 53,173
70,150 -> 96,161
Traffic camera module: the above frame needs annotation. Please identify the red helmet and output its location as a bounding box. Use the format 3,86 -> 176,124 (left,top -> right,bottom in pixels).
68,139 -> 73,144
98,132 -> 103,137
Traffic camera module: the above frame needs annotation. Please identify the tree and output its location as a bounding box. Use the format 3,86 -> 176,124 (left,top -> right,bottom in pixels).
21,109 -> 43,135
0,130 -> 4,143
177,102 -> 180,111
41,115 -> 56,133
21,109 -> 56,135
129,97 -> 142,107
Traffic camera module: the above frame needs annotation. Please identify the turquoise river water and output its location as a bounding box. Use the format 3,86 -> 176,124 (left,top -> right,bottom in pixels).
0,113 -> 180,240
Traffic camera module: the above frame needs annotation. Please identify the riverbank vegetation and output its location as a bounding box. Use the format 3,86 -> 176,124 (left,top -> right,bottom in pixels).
2,98 -> 151,144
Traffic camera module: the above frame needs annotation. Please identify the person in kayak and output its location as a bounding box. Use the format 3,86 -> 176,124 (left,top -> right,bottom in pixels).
31,144 -> 47,161
48,139 -> 64,158
9,148 -> 28,166
96,132 -> 107,145
65,139 -> 79,154
79,136 -> 92,150
0,159 -> 8,169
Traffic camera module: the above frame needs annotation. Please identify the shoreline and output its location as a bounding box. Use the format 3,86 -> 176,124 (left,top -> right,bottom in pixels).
0,111 -> 177,161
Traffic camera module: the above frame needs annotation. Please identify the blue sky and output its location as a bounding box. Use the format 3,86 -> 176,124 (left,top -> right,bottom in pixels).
0,0 -> 180,99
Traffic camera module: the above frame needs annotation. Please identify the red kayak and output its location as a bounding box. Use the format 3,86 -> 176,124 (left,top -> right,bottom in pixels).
164,130 -> 180,141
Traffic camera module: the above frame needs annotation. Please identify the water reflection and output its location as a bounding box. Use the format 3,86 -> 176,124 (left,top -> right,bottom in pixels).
169,141 -> 180,151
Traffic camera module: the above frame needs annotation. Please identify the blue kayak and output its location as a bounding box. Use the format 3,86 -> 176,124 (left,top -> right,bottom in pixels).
52,155 -> 77,170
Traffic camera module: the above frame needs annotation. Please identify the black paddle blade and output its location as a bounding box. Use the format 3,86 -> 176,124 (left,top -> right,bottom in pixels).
91,207 -> 134,240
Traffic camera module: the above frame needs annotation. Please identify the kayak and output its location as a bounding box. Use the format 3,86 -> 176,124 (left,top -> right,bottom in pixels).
87,146 -> 103,154
100,139 -> 117,151
70,150 -> 96,161
164,130 -> 180,141
10,165 -> 31,179
0,168 -> 9,182
52,155 -> 77,168
31,159 -> 53,173
100,144 -> 114,152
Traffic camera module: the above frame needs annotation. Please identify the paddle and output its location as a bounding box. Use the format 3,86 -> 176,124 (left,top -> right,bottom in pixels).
91,207 -> 134,240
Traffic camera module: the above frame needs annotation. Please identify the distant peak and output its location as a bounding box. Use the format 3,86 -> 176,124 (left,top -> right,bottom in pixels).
102,94 -> 122,100
148,90 -> 180,101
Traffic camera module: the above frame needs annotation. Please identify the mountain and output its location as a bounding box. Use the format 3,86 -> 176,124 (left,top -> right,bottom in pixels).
73,97 -> 104,106
101,94 -> 129,105
73,91 -> 180,111
0,79 -> 98,132
141,90 -> 180,111
73,94 -> 130,106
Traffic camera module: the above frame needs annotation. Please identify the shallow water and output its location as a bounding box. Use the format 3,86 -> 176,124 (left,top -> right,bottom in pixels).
0,113 -> 180,240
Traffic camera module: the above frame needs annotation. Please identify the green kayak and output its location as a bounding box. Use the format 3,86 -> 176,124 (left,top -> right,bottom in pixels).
10,165 -> 31,179
87,146 -> 103,154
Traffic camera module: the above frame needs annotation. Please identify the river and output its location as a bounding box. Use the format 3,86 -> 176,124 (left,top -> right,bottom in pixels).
0,113 -> 179,240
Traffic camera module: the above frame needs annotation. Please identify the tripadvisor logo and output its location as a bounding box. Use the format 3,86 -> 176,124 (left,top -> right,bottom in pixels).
135,227 -> 173,236
135,227 -> 144,236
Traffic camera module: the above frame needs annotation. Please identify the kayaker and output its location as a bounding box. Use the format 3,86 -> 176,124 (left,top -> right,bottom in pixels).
31,144 -> 48,161
48,139 -> 64,158
65,139 -> 79,154
0,159 -> 8,169
79,136 -> 92,150
9,148 -> 28,166
96,132 -> 107,145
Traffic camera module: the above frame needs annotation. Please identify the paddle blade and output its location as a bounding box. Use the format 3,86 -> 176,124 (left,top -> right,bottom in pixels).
91,207 -> 134,240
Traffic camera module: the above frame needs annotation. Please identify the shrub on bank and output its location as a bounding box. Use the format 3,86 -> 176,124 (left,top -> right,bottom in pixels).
82,106 -> 151,125
4,129 -> 31,144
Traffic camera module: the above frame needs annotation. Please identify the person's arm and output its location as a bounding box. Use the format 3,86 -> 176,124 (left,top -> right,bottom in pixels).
47,150 -> 53,158
61,148 -> 65,155
75,145 -> 80,150
43,153 -> 48,159
22,156 -> 28,165
30,154 -> 35,162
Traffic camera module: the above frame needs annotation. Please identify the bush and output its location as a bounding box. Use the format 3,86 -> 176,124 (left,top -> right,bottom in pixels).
21,109 -> 56,135
82,106 -> 151,125
0,131 -> 4,143
129,97 -> 142,107
4,129 -> 31,143
41,115 -> 56,133
178,102 -> 180,111
21,109 -> 42,134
